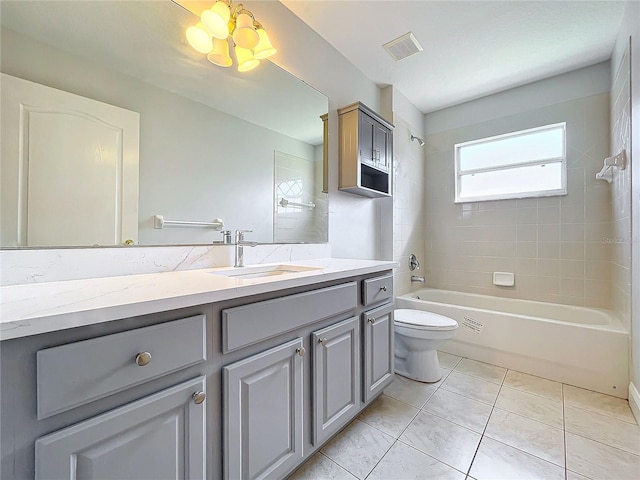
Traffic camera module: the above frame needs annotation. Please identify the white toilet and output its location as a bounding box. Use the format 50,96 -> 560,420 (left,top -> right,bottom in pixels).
394,309 -> 458,383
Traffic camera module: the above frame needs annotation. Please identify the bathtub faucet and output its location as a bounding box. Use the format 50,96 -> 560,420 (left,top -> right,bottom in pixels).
411,275 -> 425,283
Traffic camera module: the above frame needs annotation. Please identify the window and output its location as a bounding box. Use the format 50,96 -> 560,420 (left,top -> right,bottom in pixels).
276,177 -> 304,214
454,123 -> 567,203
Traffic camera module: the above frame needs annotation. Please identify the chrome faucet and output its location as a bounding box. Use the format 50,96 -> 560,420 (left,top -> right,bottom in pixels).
234,230 -> 257,268
411,275 -> 425,283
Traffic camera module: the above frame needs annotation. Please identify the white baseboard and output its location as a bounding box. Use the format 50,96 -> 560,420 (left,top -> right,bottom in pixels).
629,382 -> 640,424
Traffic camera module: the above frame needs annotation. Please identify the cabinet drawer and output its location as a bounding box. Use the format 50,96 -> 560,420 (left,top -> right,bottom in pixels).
222,282 -> 357,353
37,315 -> 206,419
362,274 -> 393,306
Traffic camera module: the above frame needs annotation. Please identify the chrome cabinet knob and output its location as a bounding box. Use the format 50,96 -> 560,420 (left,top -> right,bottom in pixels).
319,338 -> 328,347
192,391 -> 206,405
380,286 -> 387,292
296,347 -> 306,357
135,351 -> 152,366
368,318 -> 376,324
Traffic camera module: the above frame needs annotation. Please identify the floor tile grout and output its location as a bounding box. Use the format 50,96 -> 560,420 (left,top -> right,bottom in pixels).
465,377 -> 504,476
563,401 -> 639,425
392,436 -> 470,476
490,404 -> 564,431
564,430 -> 640,458
310,354 -> 639,480
317,450 -> 358,478
500,383 -> 564,403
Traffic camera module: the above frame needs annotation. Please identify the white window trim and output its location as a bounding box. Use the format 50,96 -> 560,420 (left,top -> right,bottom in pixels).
454,122 -> 567,203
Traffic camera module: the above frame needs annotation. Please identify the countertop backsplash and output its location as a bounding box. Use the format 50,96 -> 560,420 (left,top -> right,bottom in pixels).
0,243 -> 332,286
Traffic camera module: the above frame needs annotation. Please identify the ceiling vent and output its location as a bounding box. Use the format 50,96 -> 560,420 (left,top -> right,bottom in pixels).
383,32 -> 423,61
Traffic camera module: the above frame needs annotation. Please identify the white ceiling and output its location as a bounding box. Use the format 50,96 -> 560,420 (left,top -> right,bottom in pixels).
281,0 -> 627,113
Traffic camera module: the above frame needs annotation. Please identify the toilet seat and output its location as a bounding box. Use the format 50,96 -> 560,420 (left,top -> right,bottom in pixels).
395,309 -> 458,331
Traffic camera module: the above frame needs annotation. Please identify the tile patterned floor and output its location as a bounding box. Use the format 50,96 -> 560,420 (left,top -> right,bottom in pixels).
290,353 -> 640,480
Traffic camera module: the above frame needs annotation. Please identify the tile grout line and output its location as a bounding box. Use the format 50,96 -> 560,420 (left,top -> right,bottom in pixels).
372,356 -> 472,478
358,389 -> 427,479
361,437 -> 397,480
363,394 -> 426,479
562,430 -> 640,458
563,401 -> 639,425
465,367 -> 507,477
301,356 -> 637,480
563,387 -> 640,458
317,451 -> 358,478
447,368 -> 506,387
499,382 -> 564,403
475,369 -> 573,474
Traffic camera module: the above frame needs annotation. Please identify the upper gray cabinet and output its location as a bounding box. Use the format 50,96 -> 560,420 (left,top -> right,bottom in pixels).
338,102 -> 394,198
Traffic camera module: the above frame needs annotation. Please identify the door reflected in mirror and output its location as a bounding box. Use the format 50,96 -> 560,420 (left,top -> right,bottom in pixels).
0,0 -> 328,247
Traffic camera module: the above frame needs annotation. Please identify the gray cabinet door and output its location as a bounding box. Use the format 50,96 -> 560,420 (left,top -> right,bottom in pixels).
373,122 -> 392,171
358,110 -> 376,165
363,303 -> 395,403
312,316 -> 360,445
35,376 -> 207,480
223,338 -> 304,480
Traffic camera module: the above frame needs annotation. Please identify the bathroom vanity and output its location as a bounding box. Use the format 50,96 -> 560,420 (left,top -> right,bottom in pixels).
0,259 -> 395,479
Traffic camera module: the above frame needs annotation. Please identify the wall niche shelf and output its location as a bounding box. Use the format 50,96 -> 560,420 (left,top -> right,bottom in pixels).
338,102 -> 394,198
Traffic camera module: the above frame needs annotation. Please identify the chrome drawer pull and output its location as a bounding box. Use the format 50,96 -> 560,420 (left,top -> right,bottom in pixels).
192,391 -> 206,405
319,338 -> 328,347
368,318 -> 375,324
135,351 -> 152,366
296,347 -> 306,357
380,286 -> 388,292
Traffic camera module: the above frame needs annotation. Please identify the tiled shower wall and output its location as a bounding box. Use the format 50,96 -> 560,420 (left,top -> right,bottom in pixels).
424,93 -> 612,308
393,115 -> 426,295
610,42 -> 632,330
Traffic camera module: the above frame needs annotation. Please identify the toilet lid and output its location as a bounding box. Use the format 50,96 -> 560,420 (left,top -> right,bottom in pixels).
395,309 -> 458,330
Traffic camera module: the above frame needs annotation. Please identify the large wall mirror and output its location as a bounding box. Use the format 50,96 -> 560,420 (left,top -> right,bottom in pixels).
0,0 -> 328,248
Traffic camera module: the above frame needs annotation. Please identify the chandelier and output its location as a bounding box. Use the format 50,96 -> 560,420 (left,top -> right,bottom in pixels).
185,0 -> 277,72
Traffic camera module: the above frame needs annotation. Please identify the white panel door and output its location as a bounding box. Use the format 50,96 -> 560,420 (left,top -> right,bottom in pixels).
0,73 -> 139,246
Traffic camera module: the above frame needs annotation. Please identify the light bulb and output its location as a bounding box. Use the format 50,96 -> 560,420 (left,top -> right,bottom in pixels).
207,38 -> 232,67
201,1 -> 231,40
235,45 -> 260,72
186,22 -> 213,54
253,28 -> 277,59
232,13 -> 259,49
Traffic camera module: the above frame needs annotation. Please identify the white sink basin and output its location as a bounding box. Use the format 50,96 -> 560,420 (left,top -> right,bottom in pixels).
210,264 -> 322,279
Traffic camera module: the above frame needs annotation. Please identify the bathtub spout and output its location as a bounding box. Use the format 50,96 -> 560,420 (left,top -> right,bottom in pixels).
411,275 -> 425,283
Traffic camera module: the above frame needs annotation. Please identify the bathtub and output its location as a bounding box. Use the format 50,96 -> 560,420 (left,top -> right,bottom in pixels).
395,289 -> 629,398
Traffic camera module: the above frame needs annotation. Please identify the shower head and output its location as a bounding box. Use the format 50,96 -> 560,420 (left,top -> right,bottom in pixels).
410,135 -> 425,147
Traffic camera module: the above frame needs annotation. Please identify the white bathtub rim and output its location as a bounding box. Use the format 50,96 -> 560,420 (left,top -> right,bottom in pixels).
396,290 -> 627,334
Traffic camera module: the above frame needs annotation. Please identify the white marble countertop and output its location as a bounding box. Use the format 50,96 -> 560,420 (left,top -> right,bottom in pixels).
0,258 -> 397,341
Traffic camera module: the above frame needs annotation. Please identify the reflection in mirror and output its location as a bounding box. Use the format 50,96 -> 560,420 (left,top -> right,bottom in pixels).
0,0 -> 328,247
274,151 -> 327,243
